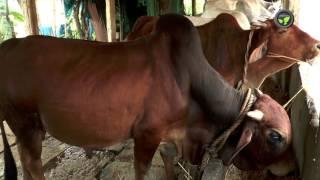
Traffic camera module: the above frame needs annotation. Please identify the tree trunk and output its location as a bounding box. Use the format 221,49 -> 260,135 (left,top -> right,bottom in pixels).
73,0 -> 85,39
87,2 -> 108,42
5,0 -> 15,38
81,0 -> 89,39
17,0 -> 39,35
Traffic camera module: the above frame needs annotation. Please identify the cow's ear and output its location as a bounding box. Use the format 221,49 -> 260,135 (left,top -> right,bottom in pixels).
225,125 -> 254,165
248,41 -> 268,63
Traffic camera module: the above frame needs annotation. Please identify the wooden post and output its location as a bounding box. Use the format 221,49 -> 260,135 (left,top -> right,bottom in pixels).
192,0 -> 196,16
26,0 -> 39,35
17,0 -> 39,35
282,0 -> 300,25
106,0 -> 116,42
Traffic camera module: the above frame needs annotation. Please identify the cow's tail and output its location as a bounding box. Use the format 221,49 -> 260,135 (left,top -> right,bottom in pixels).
0,121 -> 17,180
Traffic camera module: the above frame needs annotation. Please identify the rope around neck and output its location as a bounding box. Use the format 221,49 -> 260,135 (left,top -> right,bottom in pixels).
199,88 -> 256,171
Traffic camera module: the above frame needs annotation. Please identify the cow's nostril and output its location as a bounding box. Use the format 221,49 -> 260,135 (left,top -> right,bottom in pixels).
317,44 -> 320,50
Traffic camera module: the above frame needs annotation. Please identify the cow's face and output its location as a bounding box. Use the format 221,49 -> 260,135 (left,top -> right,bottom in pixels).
220,91 -> 292,170
264,21 -> 320,64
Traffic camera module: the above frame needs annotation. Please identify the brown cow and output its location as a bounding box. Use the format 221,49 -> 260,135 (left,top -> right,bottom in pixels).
126,14 -> 319,177
126,14 -> 320,88
0,14 -> 291,180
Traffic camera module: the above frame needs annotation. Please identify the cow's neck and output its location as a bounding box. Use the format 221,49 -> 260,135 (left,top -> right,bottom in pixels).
197,25 -> 253,88
246,57 -> 294,87
186,52 -> 245,126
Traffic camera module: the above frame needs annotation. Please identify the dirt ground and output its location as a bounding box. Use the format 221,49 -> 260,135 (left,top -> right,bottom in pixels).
0,122 -> 299,180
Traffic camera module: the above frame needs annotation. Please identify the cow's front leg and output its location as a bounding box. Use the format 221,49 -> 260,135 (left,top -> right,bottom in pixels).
133,131 -> 161,180
159,143 -> 178,180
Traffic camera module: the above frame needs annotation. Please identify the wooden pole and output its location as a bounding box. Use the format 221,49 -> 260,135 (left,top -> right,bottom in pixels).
26,0 -> 39,35
106,0 -> 116,42
192,0 -> 196,16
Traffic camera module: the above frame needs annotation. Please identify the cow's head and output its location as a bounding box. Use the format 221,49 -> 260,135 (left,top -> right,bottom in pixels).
252,20 -> 320,66
220,89 -> 292,170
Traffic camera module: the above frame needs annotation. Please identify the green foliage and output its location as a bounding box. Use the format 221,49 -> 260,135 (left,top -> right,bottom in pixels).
0,18 -> 12,43
9,11 -> 24,22
65,16 -> 81,39
0,1 -> 23,43
183,0 -> 205,16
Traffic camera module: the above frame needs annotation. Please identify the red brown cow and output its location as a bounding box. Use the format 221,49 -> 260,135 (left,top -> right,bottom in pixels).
126,14 -> 320,88
0,14 -> 291,180
126,14 -> 319,177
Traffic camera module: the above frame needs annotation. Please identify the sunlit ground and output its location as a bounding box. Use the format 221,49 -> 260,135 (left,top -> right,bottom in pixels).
298,1 -> 320,114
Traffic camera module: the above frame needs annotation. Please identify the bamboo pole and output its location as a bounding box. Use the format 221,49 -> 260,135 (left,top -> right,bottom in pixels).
106,0 -> 116,42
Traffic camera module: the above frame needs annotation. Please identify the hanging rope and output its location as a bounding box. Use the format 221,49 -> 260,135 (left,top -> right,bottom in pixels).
283,87 -> 304,109
256,51 -> 308,89
200,88 -> 256,171
242,30 -> 255,85
266,52 -> 306,63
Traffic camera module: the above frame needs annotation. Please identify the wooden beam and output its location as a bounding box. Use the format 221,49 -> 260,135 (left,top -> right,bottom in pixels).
192,0 -> 196,16
106,0 -> 116,42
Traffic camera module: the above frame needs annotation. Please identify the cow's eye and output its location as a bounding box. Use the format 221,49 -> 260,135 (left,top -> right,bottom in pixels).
268,130 -> 283,143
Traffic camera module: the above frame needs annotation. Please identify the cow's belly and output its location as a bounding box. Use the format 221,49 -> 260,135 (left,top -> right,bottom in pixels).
39,102 -> 138,148
36,72 -> 150,148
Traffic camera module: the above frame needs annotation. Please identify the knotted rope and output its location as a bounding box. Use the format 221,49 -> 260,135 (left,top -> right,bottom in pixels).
199,88 -> 256,171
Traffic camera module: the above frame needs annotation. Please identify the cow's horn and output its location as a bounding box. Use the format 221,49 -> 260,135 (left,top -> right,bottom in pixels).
246,110 -> 264,121
254,88 -> 263,97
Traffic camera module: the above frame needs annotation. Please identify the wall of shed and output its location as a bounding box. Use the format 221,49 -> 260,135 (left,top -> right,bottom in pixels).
280,0 -> 320,179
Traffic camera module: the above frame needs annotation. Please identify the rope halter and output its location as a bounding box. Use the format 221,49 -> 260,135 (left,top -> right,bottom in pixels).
200,88 -> 257,171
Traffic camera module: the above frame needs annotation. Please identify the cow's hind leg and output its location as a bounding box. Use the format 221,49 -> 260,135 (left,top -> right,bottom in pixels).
17,126 -> 44,180
5,111 -> 45,180
133,129 -> 161,180
159,143 -> 178,180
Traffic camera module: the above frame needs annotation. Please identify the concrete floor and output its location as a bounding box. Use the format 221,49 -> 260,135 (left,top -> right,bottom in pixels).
0,122 -> 298,180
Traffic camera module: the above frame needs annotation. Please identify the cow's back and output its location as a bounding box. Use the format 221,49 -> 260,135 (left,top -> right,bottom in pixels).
0,36 -> 161,145
0,31 -> 193,148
